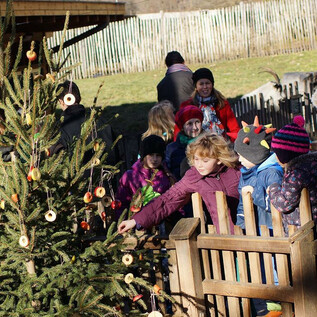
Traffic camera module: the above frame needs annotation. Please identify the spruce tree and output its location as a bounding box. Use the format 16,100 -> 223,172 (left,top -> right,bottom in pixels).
0,2 -> 171,315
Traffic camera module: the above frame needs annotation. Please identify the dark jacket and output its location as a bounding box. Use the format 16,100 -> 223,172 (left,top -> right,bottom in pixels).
165,132 -> 192,180
157,70 -> 194,110
236,153 -> 283,230
133,164 -> 241,234
269,152 -> 317,235
50,104 -> 86,155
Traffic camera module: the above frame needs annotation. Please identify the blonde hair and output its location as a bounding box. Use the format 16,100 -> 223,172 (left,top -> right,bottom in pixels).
142,100 -> 175,143
186,132 -> 238,168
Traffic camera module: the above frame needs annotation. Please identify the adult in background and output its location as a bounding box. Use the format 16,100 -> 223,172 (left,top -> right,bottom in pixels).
157,51 -> 194,111
175,67 -> 240,142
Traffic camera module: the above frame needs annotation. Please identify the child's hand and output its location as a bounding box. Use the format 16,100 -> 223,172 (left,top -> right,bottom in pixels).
241,185 -> 254,195
118,219 -> 137,234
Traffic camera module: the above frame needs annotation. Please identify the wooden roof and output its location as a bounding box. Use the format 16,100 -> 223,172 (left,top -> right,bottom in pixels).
0,1 -> 126,33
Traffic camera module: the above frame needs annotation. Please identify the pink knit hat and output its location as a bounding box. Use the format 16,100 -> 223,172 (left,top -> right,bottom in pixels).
175,105 -> 203,130
271,116 -> 310,164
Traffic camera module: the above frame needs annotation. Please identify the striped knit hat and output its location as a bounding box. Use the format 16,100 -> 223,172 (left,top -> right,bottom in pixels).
271,116 -> 310,164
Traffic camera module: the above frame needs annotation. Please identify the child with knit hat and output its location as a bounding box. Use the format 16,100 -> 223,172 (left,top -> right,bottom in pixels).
268,115 -> 317,235
233,116 -> 283,316
115,135 -> 175,220
166,105 -> 203,180
233,116 -> 283,231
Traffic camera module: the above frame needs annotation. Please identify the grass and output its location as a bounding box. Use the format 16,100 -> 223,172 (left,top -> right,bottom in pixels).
76,50 -> 317,136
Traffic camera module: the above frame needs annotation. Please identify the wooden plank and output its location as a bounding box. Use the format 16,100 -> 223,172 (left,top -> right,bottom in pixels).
271,205 -> 293,315
169,217 -> 200,240
242,192 -> 262,283
290,226 -> 317,316
197,234 -> 290,254
260,225 -> 274,285
191,193 -> 206,232
208,225 -> 225,316
234,226 -> 251,317
216,192 -> 240,316
202,279 -> 294,302
299,188 -> 312,226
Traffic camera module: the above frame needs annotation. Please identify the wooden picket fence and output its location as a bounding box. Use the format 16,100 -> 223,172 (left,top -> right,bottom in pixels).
124,189 -> 317,316
233,76 -> 317,140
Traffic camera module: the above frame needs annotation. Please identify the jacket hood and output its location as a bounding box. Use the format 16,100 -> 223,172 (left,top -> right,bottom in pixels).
286,151 -> 317,170
184,164 -> 228,183
257,153 -> 283,173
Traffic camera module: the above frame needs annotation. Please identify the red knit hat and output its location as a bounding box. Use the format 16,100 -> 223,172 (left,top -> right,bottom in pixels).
175,105 -> 203,130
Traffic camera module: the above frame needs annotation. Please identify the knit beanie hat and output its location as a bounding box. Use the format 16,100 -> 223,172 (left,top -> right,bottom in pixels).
271,115 -> 310,164
192,68 -> 214,86
234,116 -> 276,165
175,105 -> 203,130
140,135 -> 166,160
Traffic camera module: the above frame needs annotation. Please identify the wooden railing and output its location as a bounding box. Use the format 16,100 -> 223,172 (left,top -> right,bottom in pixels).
124,189 -> 317,316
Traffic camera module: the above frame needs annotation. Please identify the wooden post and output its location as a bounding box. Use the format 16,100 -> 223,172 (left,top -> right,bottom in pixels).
290,221 -> 317,316
169,218 -> 205,317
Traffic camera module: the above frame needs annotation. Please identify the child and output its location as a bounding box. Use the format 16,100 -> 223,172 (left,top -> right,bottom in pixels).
268,115 -> 317,235
118,133 -> 241,235
142,100 -> 175,144
232,116 -> 283,231
115,135 -> 174,220
232,117 -> 283,316
165,105 -> 203,180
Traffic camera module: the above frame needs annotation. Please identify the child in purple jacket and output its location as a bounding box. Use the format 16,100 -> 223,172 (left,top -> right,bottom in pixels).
115,135 -> 174,220
118,133 -> 241,234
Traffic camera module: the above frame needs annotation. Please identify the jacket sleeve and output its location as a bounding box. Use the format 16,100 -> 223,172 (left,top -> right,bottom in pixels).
220,100 -> 240,133
115,171 -> 134,219
269,169 -> 302,213
133,178 -> 191,229
253,168 -> 283,211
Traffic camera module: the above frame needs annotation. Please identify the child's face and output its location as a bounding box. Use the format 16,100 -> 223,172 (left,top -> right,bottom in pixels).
143,153 -> 162,169
193,154 -> 220,176
183,118 -> 202,138
238,154 -> 255,169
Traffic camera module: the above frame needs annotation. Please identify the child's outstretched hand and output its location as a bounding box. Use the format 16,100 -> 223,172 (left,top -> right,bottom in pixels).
118,219 -> 137,234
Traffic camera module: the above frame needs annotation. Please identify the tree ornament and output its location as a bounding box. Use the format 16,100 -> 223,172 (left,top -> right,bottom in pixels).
111,199 -> 122,210
124,273 -> 134,284
122,254 -> 133,266
45,148 -> 50,157
148,312 -> 163,317
27,166 -> 33,181
139,253 -> 144,261
25,113 -> 32,125
80,221 -> 90,231
70,255 -> 76,264
102,195 -> 112,207
153,284 -> 161,295
83,192 -> 93,203
94,186 -> 106,198
133,294 -> 143,302
64,93 -> 75,106
93,141 -> 100,152
130,205 -> 141,213
19,235 -> 29,248
11,193 -> 18,203
0,199 -> 5,209
45,210 -> 56,222
26,50 -> 37,61
31,167 -> 41,181
101,211 -> 106,221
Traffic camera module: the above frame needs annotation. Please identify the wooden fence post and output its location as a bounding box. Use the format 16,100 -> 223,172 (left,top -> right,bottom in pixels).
169,217 -> 205,317
289,221 -> 317,316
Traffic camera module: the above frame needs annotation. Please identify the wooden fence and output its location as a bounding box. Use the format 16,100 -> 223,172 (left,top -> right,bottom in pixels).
124,189 -> 317,316
47,0 -> 317,79
233,75 -> 317,140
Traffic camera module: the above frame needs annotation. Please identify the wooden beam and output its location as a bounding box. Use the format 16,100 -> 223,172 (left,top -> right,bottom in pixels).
202,279 -> 294,302
197,234 -> 291,254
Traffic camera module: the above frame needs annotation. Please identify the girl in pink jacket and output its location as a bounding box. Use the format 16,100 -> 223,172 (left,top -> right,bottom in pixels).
118,133 -> 240,234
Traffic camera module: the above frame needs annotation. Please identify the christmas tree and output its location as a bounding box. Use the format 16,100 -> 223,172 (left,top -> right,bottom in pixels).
0,2 -> 171,315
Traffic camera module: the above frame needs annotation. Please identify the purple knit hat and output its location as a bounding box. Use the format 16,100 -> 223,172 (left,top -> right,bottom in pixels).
271,115 -> 310,164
